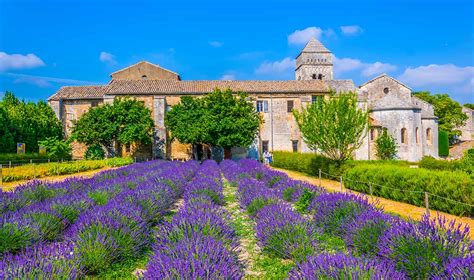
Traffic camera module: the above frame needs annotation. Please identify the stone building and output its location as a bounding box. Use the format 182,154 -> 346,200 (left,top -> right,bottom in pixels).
458,106 -> 474,141
49,39 -> 438,161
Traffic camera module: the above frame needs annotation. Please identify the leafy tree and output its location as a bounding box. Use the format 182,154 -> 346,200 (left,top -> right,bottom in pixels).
38,137 -> 72,160
464,103 -> 474,110
165,89 -> 261,159
0,91 -> 63,153
72,98 -> 154,157
293,92 -> 368,165
414,92 -> 468,141
84,144 -> 105,160
375,129 -> 397,160
0,105 -> 15,152
205,89 -> 261,158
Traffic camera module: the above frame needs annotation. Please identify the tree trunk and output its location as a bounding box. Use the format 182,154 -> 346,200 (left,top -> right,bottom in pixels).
224,148 -> 232,160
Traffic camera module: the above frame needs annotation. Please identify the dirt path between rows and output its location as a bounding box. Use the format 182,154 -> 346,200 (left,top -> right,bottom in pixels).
272,167 -> 474,240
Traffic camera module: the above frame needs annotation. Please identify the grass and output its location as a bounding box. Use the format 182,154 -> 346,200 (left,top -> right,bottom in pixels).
223,179 -> 294,279
0,157 -> 133,183
86,250 -> 151,279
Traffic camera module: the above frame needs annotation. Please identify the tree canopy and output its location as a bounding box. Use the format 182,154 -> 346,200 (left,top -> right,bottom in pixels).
165,88 -> 261,158
375,129 -> 397,160
0,91 -> 63,153
464,103 -> 474,110
293,92 -> 368,164
72,98 -> 154,156
413,91 -> 468,141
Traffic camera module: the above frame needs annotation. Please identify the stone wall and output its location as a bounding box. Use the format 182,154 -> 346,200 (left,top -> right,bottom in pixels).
459,107 -> 473,141
111,62 -> 179,80
361,75 -> 412,104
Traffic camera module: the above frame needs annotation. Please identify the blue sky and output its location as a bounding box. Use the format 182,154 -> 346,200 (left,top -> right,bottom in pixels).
0,0 -> 473,104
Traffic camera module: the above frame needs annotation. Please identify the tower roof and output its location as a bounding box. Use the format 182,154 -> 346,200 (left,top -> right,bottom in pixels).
301,38 -> 331,53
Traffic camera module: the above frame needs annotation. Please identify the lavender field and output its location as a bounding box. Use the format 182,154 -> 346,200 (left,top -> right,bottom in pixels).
0,159 -> 472,279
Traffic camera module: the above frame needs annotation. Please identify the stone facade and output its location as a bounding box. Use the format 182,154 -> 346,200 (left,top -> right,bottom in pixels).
458,107 -> 474,141
49,38 -> 439,161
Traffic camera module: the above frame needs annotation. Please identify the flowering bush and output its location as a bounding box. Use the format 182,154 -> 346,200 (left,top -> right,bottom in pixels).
288,253 -> 406,279
378,214 -> 473,278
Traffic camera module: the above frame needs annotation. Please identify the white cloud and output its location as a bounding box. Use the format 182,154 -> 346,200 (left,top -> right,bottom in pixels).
333,55 -> 396,77
209,41 -> 224,48
340,25 -> 363,35
362,62 -> 397,77
99,51 -> 116,65
255,57 -> 295,74
220,74 -> 236,80
288,27 -> 324,45
398,64 -> 474,87
0,52 -> 45,72
8,73 -> 96,88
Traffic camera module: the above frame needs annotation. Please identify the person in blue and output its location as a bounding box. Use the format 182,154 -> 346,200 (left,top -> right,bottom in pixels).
263,150 -> 272,165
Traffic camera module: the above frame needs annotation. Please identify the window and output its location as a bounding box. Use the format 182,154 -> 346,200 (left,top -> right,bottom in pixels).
426,128 -> 432,145
370,128 -> 376,141
312,95 -> 323,104
262,140 -> 269,153
256,100 -> 268,113
318,74 -> 323,80
91,101 -> 99,108
383,87 -> 389,94
292,140 -> 298,152
416,127 -> 419,144
401,128 -> 408,144
312,74 -> 317,79
287,100 -> 294,113
125,144 -> 131,153
141,75 -> 148,79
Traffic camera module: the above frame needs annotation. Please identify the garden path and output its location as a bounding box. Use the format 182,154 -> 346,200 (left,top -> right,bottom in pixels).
272,167 -> 474,239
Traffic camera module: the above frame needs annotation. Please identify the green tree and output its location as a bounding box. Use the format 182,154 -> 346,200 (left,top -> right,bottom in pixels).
375,129 -> 397,160
0,105 -> 15,152
38,137 -> 72,160
0,91 -> 63,153
414,92 -> 468,141
165,88 -> 261,159
71,98 -> 154,157
205,89 -> 261,158
293,92 -> 368,165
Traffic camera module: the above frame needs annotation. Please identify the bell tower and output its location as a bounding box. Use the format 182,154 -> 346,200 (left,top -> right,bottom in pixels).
295,38 -> 333,81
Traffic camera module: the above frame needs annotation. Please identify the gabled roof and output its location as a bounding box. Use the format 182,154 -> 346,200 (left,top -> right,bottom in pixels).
110,61 -> 180,78
300,38 -> 331,53
359,73 -> 412,91
48,86 -> 107,101
106,79 -> 328,95
371,94 -> 420,111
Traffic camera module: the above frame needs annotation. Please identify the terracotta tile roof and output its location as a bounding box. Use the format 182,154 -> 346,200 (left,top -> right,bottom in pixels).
48,86 -> 107,101
106,79 -> 329,95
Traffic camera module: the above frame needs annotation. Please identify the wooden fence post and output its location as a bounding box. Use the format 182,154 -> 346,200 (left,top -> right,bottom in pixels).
318,169 -> 322,187
424,192 -> 430,216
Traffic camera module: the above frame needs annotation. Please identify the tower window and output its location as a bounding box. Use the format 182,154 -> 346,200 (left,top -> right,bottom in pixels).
318,74 -> 323,80
312,74 -> 317,79
383,87 -> 389,94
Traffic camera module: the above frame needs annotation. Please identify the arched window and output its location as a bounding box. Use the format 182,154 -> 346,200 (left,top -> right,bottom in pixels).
416,127 -> 419,143
312,74 -> 317,79
318,74 -> 323,80
426,128 -> 432,145
401,128 -> 408,144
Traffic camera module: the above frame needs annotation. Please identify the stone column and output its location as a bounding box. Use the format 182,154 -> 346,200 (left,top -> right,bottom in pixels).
153,96 -> 167,159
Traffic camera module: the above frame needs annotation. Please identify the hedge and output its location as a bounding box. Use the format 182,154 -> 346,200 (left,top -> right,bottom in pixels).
438,130 -> 449,157
1,157 -> 133,183
343,164 -> 473,217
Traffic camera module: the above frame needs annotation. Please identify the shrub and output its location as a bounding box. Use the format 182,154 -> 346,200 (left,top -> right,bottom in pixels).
84,144 -> 105,160
288,253 -> 406,279
294,188 -> 316,214
310,193 -> 375,236
439,130 -> 449,157
378,215 -> 473,279
0,220 -> 37,255
375,129 -> 397,160
271,151 -> 347,178
343,164 -> 474,216
38,137 -> 72,160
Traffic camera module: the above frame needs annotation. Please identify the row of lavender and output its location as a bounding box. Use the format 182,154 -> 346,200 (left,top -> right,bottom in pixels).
0,161 -> 171,256
143,160 -> 243,279
225,159 -> 473,279
0,160 -> 199,278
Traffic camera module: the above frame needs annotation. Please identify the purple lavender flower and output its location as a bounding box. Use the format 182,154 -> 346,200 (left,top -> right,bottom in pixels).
378,214 -> 473,279
144,235 -> 243,280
